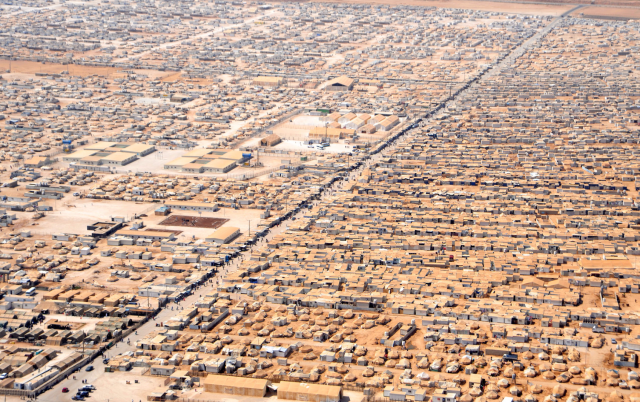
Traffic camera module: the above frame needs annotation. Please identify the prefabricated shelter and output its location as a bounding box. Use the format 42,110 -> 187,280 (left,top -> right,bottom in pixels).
322,112 -> 341,122
278,382 -> 342,402
120,143 -> 156,157
13,367 -> 59,390
377,115 -> 400,131
170,93 -> 192,103
309,127 -> 354,141
23,156 -> 50,168
63,150 -> 97,163
338,113 -> 357,125
369,115 -> 387,125
359,124 -> 377,134
155,206 -> 171,216
219,150 -> 249,164
203,159 -> 236,174
114,229 -> 175,242
85,141 -> 117,151
346,118 -> 366,130
206,227 -> 240,244
183,149 -> 214,158
164,157 -> 196,170
253,76 -> 284,87
99,152 -> 138,166
164,201 -> 218,212
150,365 -> 176,376
203,375 -> 269,396
182,162 -> 205,174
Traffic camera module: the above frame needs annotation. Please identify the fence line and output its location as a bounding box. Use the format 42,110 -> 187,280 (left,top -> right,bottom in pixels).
280,123 -> 318,130
247,149 -> 319,157
112,165 -> 285,182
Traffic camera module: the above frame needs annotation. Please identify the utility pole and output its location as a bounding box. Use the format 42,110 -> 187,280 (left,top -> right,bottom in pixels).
325,122 -> 328,144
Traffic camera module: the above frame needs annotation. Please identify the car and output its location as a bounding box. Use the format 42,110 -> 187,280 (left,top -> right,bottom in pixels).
85,365 -> 94,372
72,192 -> 80,196
62,388 -> 69,393
84,385 -> 96,391
71,396 -> 84,401
0,373 -> 7,380
611,339 -> 618,344
78,391 -> 90,397
102,359 -> 108,364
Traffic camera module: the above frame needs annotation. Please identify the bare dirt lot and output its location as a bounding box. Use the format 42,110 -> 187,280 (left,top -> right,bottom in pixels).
571,5 -> 640,19
33,367 -> 166,402
159,215 -> 229,229
0,60 -> 173,79
18,198 -> 156,236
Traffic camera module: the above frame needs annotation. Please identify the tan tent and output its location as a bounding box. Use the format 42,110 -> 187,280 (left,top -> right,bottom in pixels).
260,134 -> 282,147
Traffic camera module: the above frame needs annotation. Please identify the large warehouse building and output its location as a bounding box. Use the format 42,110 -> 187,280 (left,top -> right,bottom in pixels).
63,142 -> 156,167
203,375 -> 270,397
277,382 -> 342,402
205,227 -> 240,244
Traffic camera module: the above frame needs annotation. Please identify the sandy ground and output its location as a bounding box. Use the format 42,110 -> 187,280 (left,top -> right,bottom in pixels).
571,5 -> 640,18
18,198 -> 156,236
0,60 -> 172,79
291,115 -> 327,127
118,148 -> 188,174
32,366 -> 166,402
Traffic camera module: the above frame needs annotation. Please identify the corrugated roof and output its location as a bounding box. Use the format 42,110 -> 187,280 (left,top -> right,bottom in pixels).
207,226 -> 240,240
203,374 -> 269,389
278,381 -> 342,398
205,159 -> 236,169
